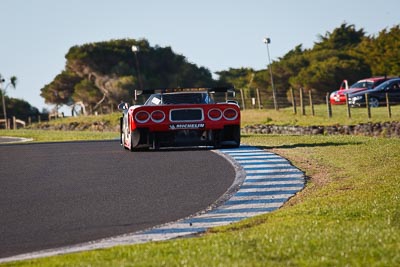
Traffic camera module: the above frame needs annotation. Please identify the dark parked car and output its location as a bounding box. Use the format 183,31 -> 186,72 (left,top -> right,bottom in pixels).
348,78 -> 400,107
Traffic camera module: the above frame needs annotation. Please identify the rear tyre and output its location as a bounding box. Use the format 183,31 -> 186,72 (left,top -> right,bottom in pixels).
225,125 -> 240,148
129,130 -> 141,151
122,133 -> 128,150
119,117 -> 124,146
213,126 -> 241,149
213,130 -> 222,149
220,125 -> 241,148
232,125 -> 241,148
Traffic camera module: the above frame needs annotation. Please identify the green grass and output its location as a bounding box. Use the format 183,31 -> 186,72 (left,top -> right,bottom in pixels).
0,129 -> 118,142
0,113 -> 120,142
241,104 -> 400,126
36,113 -> 121,126
2,135 -> 399,266
7,103 -> 400,133
1,108 -> 399,266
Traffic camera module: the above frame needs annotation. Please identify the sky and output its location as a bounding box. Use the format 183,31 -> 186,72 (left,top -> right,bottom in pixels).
1,0 -> 399,113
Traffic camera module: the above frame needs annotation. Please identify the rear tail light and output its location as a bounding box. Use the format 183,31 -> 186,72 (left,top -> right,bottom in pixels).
135,111 -> 150,123
208,108 -> 222,120
223,108 -> 238,120
151,110 -> 165,123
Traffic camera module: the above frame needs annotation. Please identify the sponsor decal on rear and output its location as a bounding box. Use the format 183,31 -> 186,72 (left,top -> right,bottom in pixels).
169,123 -> 205,130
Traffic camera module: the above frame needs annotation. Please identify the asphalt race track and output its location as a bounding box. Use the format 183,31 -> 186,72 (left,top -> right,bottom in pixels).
0,140 -> 235,258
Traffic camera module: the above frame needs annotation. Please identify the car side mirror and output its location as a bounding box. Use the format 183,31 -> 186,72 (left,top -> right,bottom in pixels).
118,102 -> 129,110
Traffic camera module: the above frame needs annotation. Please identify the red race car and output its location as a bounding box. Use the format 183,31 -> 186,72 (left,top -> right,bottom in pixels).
329,77 -> 389,105
118,87 -> 241,151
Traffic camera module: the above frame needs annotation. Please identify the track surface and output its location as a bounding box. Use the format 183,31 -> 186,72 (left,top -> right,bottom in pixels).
0,140 -> 234,258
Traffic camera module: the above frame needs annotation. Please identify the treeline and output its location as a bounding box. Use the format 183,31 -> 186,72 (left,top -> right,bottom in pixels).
40,39 -> 217,115
40,23 -> 400,113
0,93 -> 41,121
219,23 -> 400,108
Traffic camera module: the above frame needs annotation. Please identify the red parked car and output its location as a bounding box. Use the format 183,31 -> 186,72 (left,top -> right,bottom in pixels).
329,77 -> 389,105
118,87 -> 241,151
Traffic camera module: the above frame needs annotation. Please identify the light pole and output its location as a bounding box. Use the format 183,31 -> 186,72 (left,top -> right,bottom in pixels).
131,45 -> 143,101
263,37 -> 278,110
0,75 -> 17,129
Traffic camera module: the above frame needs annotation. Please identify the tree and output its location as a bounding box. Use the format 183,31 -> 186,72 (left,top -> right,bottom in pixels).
41,25 -> 399,112
215,24 -> 371,107
4,96 -> 40,121
314,23 -> 365,50
289,50 -> 371,102
216,68 -> 256,105
270,45 -> 308,106
0,74 -> 17,129
40,70 -> 82,109
72,79 -> 103,114
44,38 -> 216,112
355,25 -> 400,76
285,24 -> 370,103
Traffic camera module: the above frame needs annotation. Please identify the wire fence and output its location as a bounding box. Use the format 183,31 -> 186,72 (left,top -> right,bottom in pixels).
231,88 -> 396,120
1,87 -> 398,129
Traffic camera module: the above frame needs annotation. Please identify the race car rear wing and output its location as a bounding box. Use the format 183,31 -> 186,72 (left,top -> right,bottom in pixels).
135,86 -> 235,97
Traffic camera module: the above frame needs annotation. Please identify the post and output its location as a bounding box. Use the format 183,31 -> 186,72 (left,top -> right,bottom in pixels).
345,94 -> 351,118
290,87 -> 297,114
240,89 -> 246,110
365,93 -> 371,119
326,93 -> 332,118
1,94 -> 7,129
1,76 -> 17,130
13,116 -> 16,130
251,97 -> 256,108
28,116 -> 32,126
309,90 -> 315,116
386,93 -> 392,118
263,37 -> 278,110
132,45 -> 143,91
300,88 -> 305,115
256,88 -> 262,109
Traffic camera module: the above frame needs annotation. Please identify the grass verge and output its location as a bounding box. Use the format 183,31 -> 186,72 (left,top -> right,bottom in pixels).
241,104 -> 400,126
0,129 -> 118,142
2,134 -> 399,266
6,103 -> 400,131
